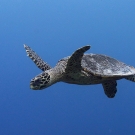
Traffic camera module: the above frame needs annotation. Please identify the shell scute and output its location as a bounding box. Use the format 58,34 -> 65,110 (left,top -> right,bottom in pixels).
81,54 -> 135,77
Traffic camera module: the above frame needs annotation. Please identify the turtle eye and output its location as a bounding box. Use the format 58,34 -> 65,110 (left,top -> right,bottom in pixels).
34,78 -> 40,84
30,78 -> 41,89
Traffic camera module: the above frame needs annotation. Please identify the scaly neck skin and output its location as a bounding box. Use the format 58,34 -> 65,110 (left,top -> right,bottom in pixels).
47,65 -> 66,84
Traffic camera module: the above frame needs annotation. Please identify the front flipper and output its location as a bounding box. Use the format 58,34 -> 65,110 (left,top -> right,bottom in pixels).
24,44 -> 51,71
102,80 -> 117,98
65,45 -> 90,73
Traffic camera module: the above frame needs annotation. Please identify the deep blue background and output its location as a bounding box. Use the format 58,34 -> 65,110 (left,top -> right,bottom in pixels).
0,0 -> 135,135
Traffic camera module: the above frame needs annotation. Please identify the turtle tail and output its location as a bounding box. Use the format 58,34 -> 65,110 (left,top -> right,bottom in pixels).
125,75 -> 135,82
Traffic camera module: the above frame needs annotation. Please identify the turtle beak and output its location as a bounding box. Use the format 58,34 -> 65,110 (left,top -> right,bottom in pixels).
30,84 -> 35,89
30,83 -> 39,90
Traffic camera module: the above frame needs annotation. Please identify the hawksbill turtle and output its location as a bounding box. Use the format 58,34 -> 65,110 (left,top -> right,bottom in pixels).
24,44 -> 135,98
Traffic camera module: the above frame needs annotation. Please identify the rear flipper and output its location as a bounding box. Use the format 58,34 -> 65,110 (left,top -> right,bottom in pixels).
102,80 -> 117,98
125,75 -> 135,82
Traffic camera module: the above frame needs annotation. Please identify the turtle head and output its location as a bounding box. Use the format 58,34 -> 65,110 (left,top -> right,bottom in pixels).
30,72 -> 53,90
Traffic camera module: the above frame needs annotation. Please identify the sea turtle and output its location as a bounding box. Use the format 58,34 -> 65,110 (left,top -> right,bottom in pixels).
24,44 -> 135,98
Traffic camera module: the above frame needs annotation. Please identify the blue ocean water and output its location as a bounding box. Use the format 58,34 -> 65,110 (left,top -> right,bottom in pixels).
0,0 -> 135,135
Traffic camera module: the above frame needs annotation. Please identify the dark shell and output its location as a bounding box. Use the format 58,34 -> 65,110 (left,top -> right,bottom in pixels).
81,54 -> 135,77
